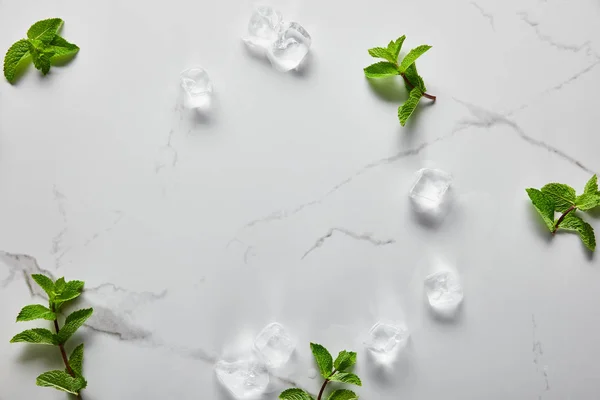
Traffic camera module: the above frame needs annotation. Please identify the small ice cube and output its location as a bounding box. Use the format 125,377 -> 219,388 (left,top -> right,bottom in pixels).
267,22 -> 312,71
180,67 -> 212,109
409,168 -> 452,218
215,360 -> 269,400
424,270 -> 464,316
243,6 -> 284,51
254,322 -> 295,368
364,321 -> 409,363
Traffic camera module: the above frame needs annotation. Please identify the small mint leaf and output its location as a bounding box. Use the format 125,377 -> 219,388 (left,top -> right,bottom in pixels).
541,183 -> 576,212
403,63 -> 426,92
364,61 -> 399,78
16,304 -> 56,322
387,35 -> 406,61
57,308 -> 93,344
31,274 -> 55,299
279,388 -> 314,400
368,47 -> 396,63
68,344 -> 84,376
333,350 -> 357,372
36,370 -> 86,394
584,174 -> 598,195
399,45 -> 432,73
27,18 -> 63,43
526,188 -> 555,231
10,328 -> 57,345
575,193 -> 600,211
48,35 -> 79,61
54,280 -> 85,305
559,213 -> 596,251
54,277 -> 66,294
3,39 -> 31,83
310,343 -> 333,378
29,42 -> 54,75
329,372 -> 362,386
328,389 -> 359,400
398,87 -> 423,126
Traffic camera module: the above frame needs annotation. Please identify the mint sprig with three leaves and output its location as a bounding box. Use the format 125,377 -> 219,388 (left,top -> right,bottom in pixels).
280,343 -> 362,400
527,174 -> 600,251
3,18 -> 79,83
10,274 -> 93,398
364,35 -> 436,126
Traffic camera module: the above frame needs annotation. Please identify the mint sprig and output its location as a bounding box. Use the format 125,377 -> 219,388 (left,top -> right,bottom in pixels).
3,18 -> 79,83
10,274 -> 93,398
527,174 -> 600,251
279,343 -> 361,400
364,35 -> 436,126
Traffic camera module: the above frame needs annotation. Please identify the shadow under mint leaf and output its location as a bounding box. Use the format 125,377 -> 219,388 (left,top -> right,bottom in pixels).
366,76 -> 409,103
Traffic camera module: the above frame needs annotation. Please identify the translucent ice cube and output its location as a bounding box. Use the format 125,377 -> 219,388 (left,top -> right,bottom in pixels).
364,321 -> 410,363
267,22 -> 312,71
180,67 -> 212,109
424,270 -> 464,316
409,168 -> 452,217
254,322 -> 295,369
215,360 -> 269,400
243,6 -> 284,51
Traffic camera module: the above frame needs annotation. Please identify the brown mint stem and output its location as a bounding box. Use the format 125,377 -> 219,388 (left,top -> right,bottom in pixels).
52,307 -> 83,400
553,205 -> 577,234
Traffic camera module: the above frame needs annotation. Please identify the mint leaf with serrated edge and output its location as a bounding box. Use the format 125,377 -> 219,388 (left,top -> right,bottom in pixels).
398,87 -> 423,126
368,47 -> 396,63
310,343 -> 333,378
54,277 -> 66,293
54,280 -> 84,305
329,372 -> 362,386
68,344 -> 84,376
10,328 -> 57,345
399,45 -> 432,73
32,274 -> 55,299
328,390 -> 359,400
559,213 -> 596,251
58,308 -> 93,344
36,370 -> 86,395
584,174 -> 598,194
363,61 -> 399,78
3,40 -> 31,83
279,388 -> 315,400
48,35 -> 79,61
333,351 -> 357,372
16,305 -> 56,322
575,193 -> 600,211
388,35 -> 406,61
404,63 -> 426,92
27,18 -> 63,43
526,188 -> 555,231
541,183 -> 576,212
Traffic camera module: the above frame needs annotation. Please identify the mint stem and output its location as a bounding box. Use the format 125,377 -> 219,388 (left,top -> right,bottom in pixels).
553,205 -> 577,234
51,306 -> 83,399
317,370 -> 336,400
400,73 -> 436,101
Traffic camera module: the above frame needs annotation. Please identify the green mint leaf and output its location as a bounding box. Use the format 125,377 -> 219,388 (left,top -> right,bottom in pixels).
387,35 -> 406,61
68,344 -> 84,376
54,277 -> 66,294
333,350 -> 357,372
584,174 -> 598,195
364,61 -> 400,78
57,308 -> 93,344
54,280 -> 85,305
575,193 -> 600,211
398,87 -> 423,126
29,43 -> 54,75
559,213 -> 596,251
310,343 -> 333,378
36,370 -> 86,394
27,18 -> 63,43
399,45 -> 432,73
329,372 -> 362,386
328,389 -> 359,400
403,63 -> 426,92
368,47 -> 396,63
31,274 -> 55,299
279,388 -> 314,400
16,304 -> 56,322
10,328 -> 57,345
48,35 -> 79,61
3,39 -> 31,83
541,183 -> 576,212
526,188 -> 555,231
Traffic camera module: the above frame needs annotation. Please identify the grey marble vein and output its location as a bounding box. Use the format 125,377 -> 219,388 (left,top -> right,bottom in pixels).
471,2 -> 495,31
532,315 -> 550,393
301,227 -> 396,260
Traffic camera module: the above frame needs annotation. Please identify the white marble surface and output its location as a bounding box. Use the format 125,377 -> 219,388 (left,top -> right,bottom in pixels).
1,0 -> 600,399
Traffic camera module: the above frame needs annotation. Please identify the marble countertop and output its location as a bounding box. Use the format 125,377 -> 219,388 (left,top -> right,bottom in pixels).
1,0 -> 600,399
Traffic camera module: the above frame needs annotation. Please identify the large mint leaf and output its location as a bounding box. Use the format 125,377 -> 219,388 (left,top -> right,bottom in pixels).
333,350 -> 357,372
31,274 -> 55,299
575,193 -> 600,211
559,213 -> 596,251
48,35 -> 79,60
279,388 -> 314,400
364,62 -> 399,78
310,343 -> 333,378
329,372 -> 362,386
36,370 -> 86,394
27,18 -> 63,43
398,87 -> 423,126
368,47 -> 395,63
3,40 -> 31,83
584,174 -> 598,195
388,35 -> 406,61
526,188 -> 555,231
541,183 -> 576,212
68,344 -> 84,376
16,304 -> 56,322
57,308 -> 93,344
399,45 -> 432,73
10,328 -> 57,345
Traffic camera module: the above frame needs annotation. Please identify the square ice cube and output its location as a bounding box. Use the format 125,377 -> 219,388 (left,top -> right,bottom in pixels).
180,67 -> 212,109
409,168 -> 452,216
215,360 -> 269,400
254,322 -> 295,368
267,22 -> 312,71
365,321 -> 409,363
243,6 -> 284,51
424,270 -> 464,315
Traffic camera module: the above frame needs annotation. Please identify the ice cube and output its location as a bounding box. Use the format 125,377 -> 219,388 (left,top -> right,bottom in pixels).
267,22 -> 312,71
242,6 -> 284,51
424,270 -> 464,316
409,168 -> 452,218
254,322 -> 295,369
364,321 -> 410,363
215,360 -> 269,400
180,67 -> 212,110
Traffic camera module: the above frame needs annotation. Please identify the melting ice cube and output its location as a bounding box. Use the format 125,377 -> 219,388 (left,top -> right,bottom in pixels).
409,168 -> 452,219
254,322 -> 295,369
180,67 -> 212,110
424,270 -> 464,316
242,6 -> 284,51
267,22 -> 312,71
215,360 -> 269,400
364,321 -> 410,363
